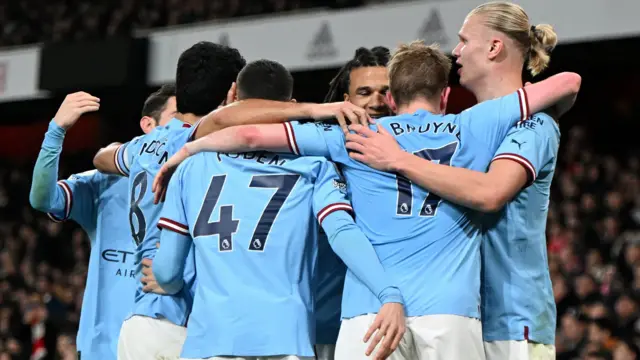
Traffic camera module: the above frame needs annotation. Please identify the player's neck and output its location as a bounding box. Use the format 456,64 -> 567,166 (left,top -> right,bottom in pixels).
473,71 -> 523,103
396,99 -> 442,116
175,113 -> 200,125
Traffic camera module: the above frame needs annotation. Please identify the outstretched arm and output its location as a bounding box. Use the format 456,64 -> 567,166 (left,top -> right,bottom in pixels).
345,125 -> 519,212
93,143 -> 123,175
347,115 -> 553,213
30,121 -> 72,215
193,100 -> 371,140
30,92 -> 100,218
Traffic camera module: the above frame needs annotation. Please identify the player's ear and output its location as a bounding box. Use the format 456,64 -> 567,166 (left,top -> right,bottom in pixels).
140,116 -> 156,134
487,38 -> 503,60
440,87 -> 451,113
385,91 -> 397,114
343,93 -> 350,102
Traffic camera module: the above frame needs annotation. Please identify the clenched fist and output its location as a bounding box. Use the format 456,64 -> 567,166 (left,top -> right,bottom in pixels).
53,92 -> 100,130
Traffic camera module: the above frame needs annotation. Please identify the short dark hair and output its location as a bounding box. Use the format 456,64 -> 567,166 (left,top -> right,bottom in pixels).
324,46 -> 390,103
141,84 -> 176,121
176,41 -> 246,116
236,59 -> 293,101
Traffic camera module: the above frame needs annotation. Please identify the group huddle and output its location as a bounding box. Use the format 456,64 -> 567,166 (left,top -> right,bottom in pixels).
29,2 -> 582,360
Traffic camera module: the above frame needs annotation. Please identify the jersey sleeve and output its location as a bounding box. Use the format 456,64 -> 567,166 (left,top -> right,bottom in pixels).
461,88 -> 530,152
157,163 -> 190,237
491,113 -> 555,187
313,161 -> 403,304
48,171 -> 98,226
284,122 -> 345,160
311,161 -> 353,222
115,136 -> 144,177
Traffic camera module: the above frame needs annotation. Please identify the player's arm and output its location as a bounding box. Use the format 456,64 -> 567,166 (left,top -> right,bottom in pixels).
464,72 -> 580,149
153,165 -> 192,295
348,117 -> 550,212
192,100 -> 370,140
313,161 -> 405,357
152,122 -> 340,202
313,162 -> 402,304
29,120 -> 73,216
30,92 -> 100,223
93,136 -> 142,176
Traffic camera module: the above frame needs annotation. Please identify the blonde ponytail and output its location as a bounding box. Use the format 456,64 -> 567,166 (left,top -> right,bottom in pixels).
468,2 -> 558,77
528,24 -> 558,76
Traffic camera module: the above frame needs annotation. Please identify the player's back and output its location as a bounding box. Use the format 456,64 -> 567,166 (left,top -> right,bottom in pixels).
174,151 -> 335,358
481,113 -> 560,345
121,118 -> 195,326
320,110 -> 503,319
52,170 -> 136,359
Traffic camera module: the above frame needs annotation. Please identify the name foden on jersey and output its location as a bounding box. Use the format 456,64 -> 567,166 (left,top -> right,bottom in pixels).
139,139 -> 169,165
216,151 -> 287,166
389,121 -> 458,136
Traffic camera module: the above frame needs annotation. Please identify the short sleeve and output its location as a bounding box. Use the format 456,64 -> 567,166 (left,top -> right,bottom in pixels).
491,113 -> 555,187
285,122 -> 345,159
312,160 -> 353,224
48,170 -> 98,227
461,88 -> 530,153
157,165 -> 189,236
115,136 -> 144,177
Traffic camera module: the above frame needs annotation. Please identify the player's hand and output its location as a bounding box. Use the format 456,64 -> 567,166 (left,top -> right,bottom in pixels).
152,147 -> 190,204
141,255 -> 167,295
345,124 -> 405,172
305,102 -> 372,134
53,92 -> 100,130
363,302 -> 406,360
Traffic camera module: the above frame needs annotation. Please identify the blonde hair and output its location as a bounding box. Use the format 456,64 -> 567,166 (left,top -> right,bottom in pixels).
387,41 -> 451,106
468,1 -> 558,76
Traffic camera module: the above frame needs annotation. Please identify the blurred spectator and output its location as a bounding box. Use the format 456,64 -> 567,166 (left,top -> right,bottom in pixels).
0,0 -> 385,48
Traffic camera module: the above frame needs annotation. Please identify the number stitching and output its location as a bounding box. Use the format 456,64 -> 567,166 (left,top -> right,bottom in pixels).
247,174 -> 301,252
193,173 -> 300,253
193,175 -> 240,252
129,171 -> 147,246
395,141 -> 459,217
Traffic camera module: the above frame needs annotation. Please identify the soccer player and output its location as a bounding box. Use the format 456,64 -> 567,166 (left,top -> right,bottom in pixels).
317,46 -> 392,360
91,41 -> 246,360
151,58 -> 404,360
325,46 -> 392,119
28,85 -> 177,360
345,3 -> 568,359
153,43 -> 580,359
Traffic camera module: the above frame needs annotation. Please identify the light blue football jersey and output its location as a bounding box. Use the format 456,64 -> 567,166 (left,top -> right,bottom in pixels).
50,172 -> 136,359
115,118 -> 196,326
283,88 -> 531,319
31,121 -> 136,360
481,112 -> 559,345
157,151 -> 355,358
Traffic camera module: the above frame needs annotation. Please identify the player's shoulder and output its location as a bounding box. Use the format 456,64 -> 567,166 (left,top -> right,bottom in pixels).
512,112 -> 560,139
293,120 -> 341,134
67,169 -> 100,183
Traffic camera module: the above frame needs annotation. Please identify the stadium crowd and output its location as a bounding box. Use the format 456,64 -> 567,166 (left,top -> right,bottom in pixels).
0,125 -> 635,359
0,0 -> 388,47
